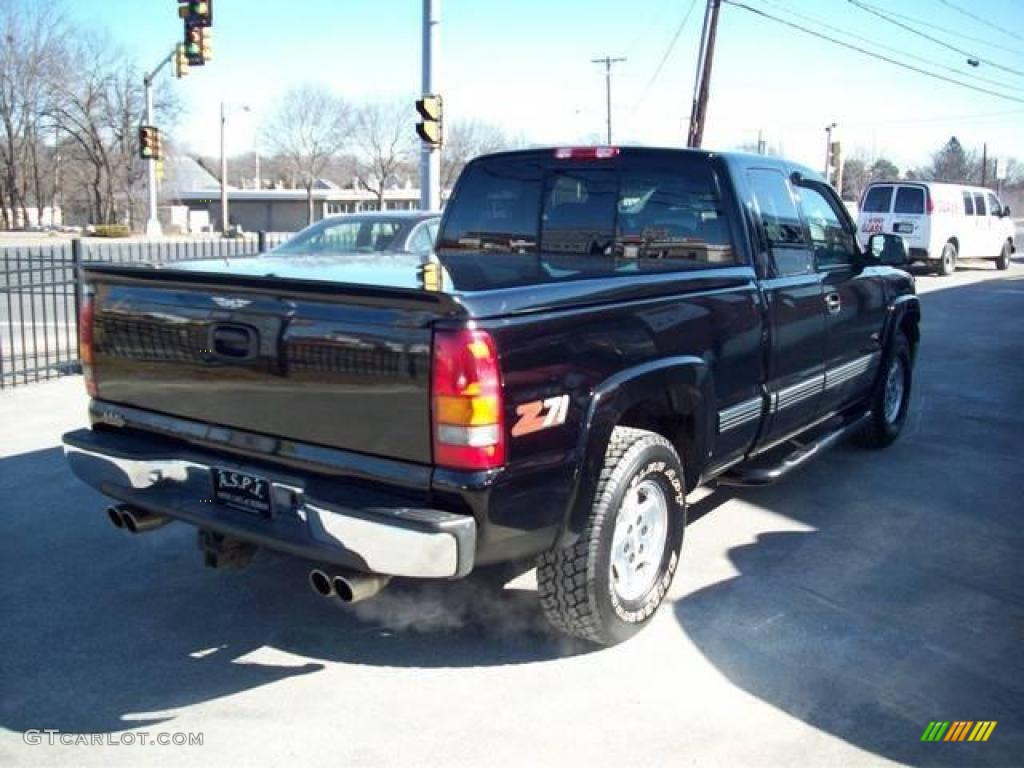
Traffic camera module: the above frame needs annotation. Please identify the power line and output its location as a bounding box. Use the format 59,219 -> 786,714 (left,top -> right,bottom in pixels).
721,1 -> 1024,105
934,0 -> 1022,43
848,0 -> 1024,80
756,0 -> 1024,96
634,0 -> 700,109
874,3 -> 1024,59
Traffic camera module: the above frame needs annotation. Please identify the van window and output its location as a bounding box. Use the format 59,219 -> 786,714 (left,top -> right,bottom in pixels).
747,168 -> 813,276
963,191 -> 975,216
862,185 -> 893,213
437,153 -> 739,289
893,187 -> 925,214
974,193 -> 986,216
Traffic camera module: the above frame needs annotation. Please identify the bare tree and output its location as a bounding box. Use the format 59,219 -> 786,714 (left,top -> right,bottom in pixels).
351,99 -> 413,210
261,84 -> 350,224
440,120 -> 513,190
0,0 -> 66,227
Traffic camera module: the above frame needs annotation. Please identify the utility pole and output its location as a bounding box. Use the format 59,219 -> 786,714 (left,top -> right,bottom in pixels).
143,47 -> 175,237
824,122 -> 837,180
687,0 -> 722,149
420,0 -> 441,211
591,56 -> 626,144
981,142 -> 988,186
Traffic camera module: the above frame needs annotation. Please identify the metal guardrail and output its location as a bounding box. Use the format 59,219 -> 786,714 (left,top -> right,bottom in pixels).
0,232 -> 292,389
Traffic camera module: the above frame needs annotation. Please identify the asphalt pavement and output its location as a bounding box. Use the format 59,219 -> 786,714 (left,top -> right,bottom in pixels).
1,256 -> 1023,767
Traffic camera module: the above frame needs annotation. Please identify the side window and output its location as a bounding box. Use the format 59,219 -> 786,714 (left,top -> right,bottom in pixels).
747,168 -> 813,276
987,194 -> 1002,217
406,222 -> 434,255
862,185 -> 894,213
962,191 -> 975,216
796,185 -> 858,268
973,193 -> 986,216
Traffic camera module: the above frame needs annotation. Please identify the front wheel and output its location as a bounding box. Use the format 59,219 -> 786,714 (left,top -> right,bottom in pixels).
937,242 -> 957,276
536,427 -> 686,645
854,333 -> 913,449
996,240 -> 1012,271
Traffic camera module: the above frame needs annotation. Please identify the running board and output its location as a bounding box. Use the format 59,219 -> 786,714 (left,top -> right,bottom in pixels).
717,413 -> 871,487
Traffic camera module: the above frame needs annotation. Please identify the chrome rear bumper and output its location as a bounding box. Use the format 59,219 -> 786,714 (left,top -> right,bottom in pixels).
63,428 -> 476,579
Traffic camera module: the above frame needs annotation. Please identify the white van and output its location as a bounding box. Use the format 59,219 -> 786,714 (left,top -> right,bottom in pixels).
856,181 -> 1015,275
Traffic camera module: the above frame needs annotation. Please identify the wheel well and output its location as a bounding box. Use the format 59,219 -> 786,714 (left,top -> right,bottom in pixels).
898,308 -> 921,360
946,237 -> 959,253
618,398 -> 698,488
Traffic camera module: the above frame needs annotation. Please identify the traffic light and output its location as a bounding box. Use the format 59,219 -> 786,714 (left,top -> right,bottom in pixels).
416,95 -> 443,147
180,0 -> 213,66
174,43 -> 189,78
156,158 -> 166,183
139,126 -> 162,161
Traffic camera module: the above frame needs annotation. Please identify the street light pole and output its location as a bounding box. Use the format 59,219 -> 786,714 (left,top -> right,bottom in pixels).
142,47 -> 175,237
420,0 -> 441,212
591,56 -> 626,144
824,122 -> 837,180
220,100 -> 227,234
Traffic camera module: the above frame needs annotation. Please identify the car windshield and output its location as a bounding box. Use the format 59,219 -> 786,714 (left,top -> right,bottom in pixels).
274,217 -> 411,255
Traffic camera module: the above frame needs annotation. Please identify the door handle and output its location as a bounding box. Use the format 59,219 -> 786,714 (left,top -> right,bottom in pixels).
825,293 -> 842,315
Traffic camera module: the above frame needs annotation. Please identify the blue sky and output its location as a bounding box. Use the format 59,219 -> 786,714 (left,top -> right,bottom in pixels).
76,0 -> 1024,172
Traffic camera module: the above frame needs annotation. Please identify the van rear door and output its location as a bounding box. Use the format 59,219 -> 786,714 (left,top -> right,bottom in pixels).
889,185 -> 929,253
857,184 -> 894,247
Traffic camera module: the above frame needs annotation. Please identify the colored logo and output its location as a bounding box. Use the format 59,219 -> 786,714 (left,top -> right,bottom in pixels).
921,721 -> 996,742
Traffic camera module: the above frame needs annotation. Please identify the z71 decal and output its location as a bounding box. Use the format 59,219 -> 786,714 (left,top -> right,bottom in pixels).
512,395 -> 570,437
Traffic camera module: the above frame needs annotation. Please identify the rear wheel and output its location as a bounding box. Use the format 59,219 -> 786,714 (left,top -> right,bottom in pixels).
854,332 -> 912,449
937,242 -> 957,276
536,427 -> 686,645
996,240 -> 1012,271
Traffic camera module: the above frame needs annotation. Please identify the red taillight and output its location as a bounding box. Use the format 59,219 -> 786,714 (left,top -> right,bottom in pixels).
79,289 -> 97,397
432,328 -> 505,470
553,146 -> 620,160
926,191 -> 934,215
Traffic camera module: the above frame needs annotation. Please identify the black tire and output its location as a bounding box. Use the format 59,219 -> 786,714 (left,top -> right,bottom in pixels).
996,240 -> 1012,271
854,333 -> 913,449
937,241 -> 957,276
536,427 -> 686,645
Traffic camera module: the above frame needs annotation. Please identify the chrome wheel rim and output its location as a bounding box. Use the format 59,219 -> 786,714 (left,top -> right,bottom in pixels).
610,479 -> 669,603
884,357 -> 905,424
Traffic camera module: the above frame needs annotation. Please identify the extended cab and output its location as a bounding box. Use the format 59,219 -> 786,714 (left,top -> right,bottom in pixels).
64,148 -> 920,645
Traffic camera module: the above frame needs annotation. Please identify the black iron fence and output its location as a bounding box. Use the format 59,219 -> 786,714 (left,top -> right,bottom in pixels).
0,232 -> 291,389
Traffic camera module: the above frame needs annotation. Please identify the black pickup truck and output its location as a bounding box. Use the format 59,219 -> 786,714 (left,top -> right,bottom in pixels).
64,147 -> 920,645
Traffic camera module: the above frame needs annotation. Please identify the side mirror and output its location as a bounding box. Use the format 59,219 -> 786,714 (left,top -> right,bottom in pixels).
868,233 -> 908,267
1004,205 -> 1012,218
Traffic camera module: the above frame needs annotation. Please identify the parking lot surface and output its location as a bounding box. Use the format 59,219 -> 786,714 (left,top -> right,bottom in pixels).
1,255 -> 1023,767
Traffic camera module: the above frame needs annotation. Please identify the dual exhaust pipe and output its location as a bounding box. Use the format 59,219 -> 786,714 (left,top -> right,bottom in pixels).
309,567 -> 390,604
106,504 -> 388,603
107,504 -> 170,534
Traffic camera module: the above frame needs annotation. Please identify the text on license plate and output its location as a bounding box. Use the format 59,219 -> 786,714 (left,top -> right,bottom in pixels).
212,468 -> 272,515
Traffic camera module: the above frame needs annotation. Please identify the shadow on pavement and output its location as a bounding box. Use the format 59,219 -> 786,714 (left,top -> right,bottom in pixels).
0,446 -> 588,735
674,276 -> 1024,766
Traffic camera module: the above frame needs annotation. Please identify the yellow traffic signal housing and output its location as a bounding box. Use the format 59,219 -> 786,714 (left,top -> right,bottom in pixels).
174,43 -> 190,78
416,95 -> 443,147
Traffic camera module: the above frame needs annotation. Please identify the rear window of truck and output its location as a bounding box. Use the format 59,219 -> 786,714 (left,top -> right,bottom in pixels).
437,154 -> 738,289
862,185 -> 893,213
893,187 -> 925,214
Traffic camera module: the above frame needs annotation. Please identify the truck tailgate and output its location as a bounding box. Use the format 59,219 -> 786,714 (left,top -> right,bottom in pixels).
85,265 -> 461,464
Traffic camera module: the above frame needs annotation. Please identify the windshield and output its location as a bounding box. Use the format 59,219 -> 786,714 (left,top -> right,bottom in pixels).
436,153 -> 739,289
274,217 -> 413,255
